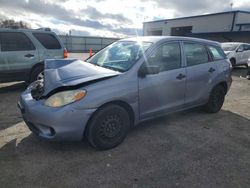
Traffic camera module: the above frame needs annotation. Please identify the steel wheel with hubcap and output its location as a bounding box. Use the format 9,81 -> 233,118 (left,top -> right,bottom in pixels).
86,104 -> 130,150
37,71 -> 44,81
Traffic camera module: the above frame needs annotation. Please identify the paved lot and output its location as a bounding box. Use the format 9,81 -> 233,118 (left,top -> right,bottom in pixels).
0,64 -> 249,188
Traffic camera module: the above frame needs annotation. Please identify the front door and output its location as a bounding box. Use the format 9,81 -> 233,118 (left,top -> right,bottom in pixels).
139,42 -> 186,119
0,32 -> 39,72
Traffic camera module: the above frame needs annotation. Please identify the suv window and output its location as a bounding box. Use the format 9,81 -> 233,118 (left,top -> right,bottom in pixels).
32,33 -> 61,49
0,32 -> 35,51
184,43 -> 209,66
208,45 -> 226,60
148,42 -> 181,72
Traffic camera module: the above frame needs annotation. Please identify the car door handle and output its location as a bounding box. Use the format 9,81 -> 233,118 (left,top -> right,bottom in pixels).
176,74 -> 186,80
24,54 -> 34,58
208,67 -> 216,73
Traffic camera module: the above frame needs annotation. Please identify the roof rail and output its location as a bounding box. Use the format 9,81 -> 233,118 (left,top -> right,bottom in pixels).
36,27 -> 51,31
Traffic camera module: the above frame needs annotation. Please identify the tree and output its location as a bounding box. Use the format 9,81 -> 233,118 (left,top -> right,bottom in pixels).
0,19 -> 31,29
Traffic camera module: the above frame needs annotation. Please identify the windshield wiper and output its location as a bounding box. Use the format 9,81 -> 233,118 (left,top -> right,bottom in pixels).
101,65 -> 124,72
87,61 -> 124,72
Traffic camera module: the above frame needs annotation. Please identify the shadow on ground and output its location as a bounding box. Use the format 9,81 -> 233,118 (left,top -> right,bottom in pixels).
231,66 -> 249,77
0,109 -> 249,188
0,82 -> 26,131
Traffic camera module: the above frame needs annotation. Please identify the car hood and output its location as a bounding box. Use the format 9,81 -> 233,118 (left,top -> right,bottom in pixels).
42,59 -> 121,96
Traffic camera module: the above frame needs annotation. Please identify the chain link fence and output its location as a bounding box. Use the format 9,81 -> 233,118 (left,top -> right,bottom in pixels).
58,35 -> 119,52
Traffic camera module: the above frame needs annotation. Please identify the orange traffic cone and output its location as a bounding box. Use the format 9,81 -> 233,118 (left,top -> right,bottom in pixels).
90,48 -> 93,57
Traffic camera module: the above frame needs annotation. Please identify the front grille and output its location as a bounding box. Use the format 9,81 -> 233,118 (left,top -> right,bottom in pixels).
24,120 -> 55,137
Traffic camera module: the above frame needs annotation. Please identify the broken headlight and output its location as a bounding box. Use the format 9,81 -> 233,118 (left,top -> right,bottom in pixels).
44,89 -> 87,107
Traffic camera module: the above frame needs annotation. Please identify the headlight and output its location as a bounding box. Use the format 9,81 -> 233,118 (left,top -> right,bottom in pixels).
44,89 -> 86,107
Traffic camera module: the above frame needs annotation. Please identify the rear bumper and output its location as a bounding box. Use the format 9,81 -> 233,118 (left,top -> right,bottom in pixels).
18,90 -> 96,141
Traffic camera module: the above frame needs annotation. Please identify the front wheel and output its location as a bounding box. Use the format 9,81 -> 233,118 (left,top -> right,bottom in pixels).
30,65 -> 44,83
204,85 -> 226,113
85,105 -> 130,150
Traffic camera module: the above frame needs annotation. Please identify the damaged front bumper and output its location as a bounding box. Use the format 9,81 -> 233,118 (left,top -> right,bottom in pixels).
18,88 -> 96,141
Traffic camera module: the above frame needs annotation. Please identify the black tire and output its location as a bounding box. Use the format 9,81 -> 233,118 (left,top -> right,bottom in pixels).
205,85 -> 225,113
30,65 -> 44,83
230,59 -> 236,68
86,104 -> 130,150
245,64 -> 249,69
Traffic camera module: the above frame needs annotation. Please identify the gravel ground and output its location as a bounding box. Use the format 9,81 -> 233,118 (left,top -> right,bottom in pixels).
0,64 -> 249,188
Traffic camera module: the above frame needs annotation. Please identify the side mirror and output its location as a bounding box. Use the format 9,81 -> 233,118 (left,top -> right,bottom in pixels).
138,65 -> 160,77
237,48 -> 244,52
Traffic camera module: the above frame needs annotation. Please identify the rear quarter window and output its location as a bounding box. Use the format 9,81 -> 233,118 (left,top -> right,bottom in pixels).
208,45 -> 226,61
0,32 -> 35,51
32,33 -> 61,49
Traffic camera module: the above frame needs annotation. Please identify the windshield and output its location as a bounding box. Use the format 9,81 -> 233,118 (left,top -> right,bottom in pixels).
221,43 -> 239,51
86,41 -> 152,72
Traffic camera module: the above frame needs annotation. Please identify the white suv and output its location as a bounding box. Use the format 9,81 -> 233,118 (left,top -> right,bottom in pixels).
221,42 -> 250,68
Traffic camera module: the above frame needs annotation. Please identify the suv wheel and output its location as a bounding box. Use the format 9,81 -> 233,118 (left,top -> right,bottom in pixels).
86,104 -> 130,150
205,85 -> 225,113
30,65 -> 44,83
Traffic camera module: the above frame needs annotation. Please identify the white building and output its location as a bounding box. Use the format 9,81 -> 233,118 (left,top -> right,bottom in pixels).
143,10 -> 250,42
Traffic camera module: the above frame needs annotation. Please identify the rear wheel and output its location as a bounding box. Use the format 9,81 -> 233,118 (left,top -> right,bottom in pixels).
86,104 -> 130,150
204,85 -> 225,113
30,65 -> 44,83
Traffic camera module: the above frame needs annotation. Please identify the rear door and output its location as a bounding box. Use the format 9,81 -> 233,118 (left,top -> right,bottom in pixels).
0,32 -> 39,80
32,32 -> 63,60
183,42 -> 217,107
139,42 -> 186,119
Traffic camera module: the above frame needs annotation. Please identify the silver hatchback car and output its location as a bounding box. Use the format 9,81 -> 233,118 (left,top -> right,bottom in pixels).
18,36 -> 232,150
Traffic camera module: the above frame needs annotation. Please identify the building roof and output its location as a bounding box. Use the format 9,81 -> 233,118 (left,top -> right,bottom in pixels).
144,10 -> 250,24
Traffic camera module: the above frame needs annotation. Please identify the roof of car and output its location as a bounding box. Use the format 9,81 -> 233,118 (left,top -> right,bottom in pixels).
221,42 -> 246,45
0,28 -> 54,33
120,36 -> 220,46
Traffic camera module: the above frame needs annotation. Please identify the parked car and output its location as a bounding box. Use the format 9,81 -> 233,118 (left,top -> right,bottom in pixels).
0,28 -> 67,83
18,36 -> 232,150
221,42 -> 250,68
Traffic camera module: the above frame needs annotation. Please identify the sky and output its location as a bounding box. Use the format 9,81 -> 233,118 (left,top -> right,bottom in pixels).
0,0 -> 250,37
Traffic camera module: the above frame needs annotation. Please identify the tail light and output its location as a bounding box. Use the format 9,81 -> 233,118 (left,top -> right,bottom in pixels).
63,48 -> 68,58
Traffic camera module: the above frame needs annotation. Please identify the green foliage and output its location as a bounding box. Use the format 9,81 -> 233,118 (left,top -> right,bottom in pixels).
0,19 -> 31,29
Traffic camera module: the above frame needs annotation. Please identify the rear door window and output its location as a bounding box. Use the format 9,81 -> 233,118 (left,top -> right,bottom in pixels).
208,45 -> 226,60
0,32 -> 35,51
32,33 -> 61,49
184,43 -> 209,66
